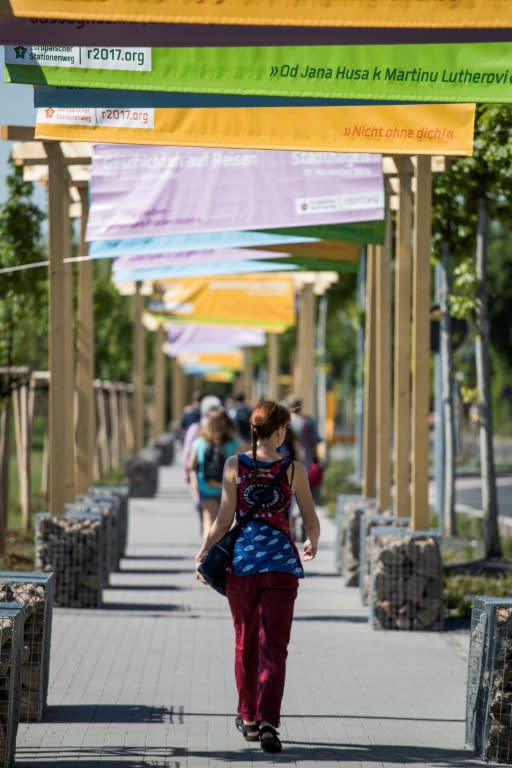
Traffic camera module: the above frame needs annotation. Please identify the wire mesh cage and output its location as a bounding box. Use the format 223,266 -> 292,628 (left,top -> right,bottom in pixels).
341,498 -> 377,588
76,494 -> 121,573
35,512 -> 103,608
334,494 -> 363,573
0,602 -> 25,768
369,527 -> 443,631
466,596 -> 512,763
359,514 -> 410,606
0,573 -> 54,722
65,503 -> 111,586
88,485 -> 129,561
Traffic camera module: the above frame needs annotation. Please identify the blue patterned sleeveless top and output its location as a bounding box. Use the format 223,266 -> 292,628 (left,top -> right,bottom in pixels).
231,454 -> 304,578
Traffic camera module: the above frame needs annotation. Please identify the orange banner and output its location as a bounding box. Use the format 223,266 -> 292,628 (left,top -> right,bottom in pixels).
35,103 -> 476,156
151,274 -> 295,330
2,0 -> 512,27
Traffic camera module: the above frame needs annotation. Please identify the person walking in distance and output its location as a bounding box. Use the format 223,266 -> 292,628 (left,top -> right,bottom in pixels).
187,407 -> 240,540
195,400 -> 320,753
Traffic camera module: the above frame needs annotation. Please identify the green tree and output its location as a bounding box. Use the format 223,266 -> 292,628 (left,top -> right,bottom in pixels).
0,156 -> 46,551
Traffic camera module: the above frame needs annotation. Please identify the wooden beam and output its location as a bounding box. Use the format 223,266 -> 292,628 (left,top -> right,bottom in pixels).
362,245 -> 377,499
375,195 -> 393,511
44,141 -> 74,515
132,282 -> 145,453
267,333 -> 280,401
393,157 -> 413,517
300,283 -> 315,415
1,125 -> 35,141
153,325 -> 166,437
75,186 -> 95,494
411,155 -> 433,531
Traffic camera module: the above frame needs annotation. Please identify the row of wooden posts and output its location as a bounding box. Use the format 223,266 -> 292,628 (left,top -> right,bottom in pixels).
3,126 -> 435,530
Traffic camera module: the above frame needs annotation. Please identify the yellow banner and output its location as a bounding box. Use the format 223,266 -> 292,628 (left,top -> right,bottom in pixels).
35,103 -> 475,156
154,274 -> 295,330
2,0 -> 512,27
178,351 -> 244,371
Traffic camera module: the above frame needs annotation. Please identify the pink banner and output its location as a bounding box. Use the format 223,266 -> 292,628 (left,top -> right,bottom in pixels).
86,144 -> 384,242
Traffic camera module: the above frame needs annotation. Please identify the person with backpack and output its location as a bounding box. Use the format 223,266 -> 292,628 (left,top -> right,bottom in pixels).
187,408 -> 240,540
195,400 -> 320,754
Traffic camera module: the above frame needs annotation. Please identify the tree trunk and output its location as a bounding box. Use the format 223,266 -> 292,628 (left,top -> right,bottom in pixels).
475,196 -> 502,559
440,241 -> 457,536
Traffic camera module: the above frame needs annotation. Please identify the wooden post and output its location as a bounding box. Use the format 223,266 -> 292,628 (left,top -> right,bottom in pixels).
108,382 -> 121,470
362,246 -> 377,498
132,282 -> 145,453
240,350 -> 253,402
12,378 -> 31,529
393,157 -> 414,516
153,324 -> 166,437
267,333 -> 280,401
172,359 -> 186,429
411,156 -> 433,530
375,194 -> 393,512
94,381 -> 110,476
75,186 -> 95,493
45,142 -> 75,514
120,384 -> 135,457
300,283 -> 315,415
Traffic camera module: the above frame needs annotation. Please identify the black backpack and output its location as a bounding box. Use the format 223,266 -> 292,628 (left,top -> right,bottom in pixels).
203,443 -> 226,483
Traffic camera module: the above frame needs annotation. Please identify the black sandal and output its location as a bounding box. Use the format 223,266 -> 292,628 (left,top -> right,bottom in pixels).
259,724 -> 282,753
235,715 -> 260,742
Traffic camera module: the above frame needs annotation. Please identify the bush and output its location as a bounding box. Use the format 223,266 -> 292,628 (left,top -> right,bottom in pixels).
321,458 -> 360,510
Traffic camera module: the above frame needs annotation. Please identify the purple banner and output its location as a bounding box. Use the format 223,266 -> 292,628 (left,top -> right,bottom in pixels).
87,145 -> 384,242
166,323 -> 265,353
112,248 -> 288,273
2,17 -> 512,45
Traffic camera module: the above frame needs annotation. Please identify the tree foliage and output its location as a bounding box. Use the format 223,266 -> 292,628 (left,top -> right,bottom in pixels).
0,157 -> 46,374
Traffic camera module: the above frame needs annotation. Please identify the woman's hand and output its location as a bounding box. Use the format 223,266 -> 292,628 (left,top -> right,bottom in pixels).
303,538 -> 317,561
195,548 -> 208,583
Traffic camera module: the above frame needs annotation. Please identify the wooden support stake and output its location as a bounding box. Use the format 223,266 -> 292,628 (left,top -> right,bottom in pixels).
12,381 -> 31,529
393,158 -> 414,516
154,325 -> 166,437
411,155 -> 433,531
109,383 -> 121,470
75,186 -> 95,493
362,246 -> 377,499
132,282 -> 145,453
300,283 -> 315,415
375,196 -> 393,512
172,360 -> 186,427
267,333 -> 280,401
45,142 -> 74,515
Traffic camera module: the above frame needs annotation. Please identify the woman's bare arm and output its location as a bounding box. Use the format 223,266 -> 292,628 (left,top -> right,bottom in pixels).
292,461 -> 320,560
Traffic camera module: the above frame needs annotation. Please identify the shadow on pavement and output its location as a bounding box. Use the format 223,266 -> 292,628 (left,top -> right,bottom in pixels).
44,704 -> 172,723
16,744 -> 184,768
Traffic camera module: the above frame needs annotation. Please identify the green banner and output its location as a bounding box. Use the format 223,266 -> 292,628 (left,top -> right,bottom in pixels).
5,42 -> 512,102
272,220 -> 385,245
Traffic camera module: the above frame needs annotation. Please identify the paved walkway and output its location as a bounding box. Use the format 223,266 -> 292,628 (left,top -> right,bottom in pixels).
15,459 -> 497,767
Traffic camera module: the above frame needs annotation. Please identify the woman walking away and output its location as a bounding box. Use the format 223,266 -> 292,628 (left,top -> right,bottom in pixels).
187,408 -> 240,540
195,400 -> 320,753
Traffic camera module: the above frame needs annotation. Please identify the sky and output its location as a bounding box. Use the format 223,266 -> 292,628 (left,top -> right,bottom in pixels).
0,46 -> 44,207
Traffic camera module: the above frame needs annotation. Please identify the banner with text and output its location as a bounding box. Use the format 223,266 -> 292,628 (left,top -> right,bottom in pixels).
1,1 -> 511,28
34,104 -> 475,156
5,42 -> 512,103
148,274 -> 295,330
85,145 -> 384,242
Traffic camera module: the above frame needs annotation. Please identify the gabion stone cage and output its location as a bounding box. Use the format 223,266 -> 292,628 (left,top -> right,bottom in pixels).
369,527 -> 443,631
334,495 -> 363,573
0,573 -> 54,722
75,494 -> 121,574
35,512 -> 103,608
0,602 -> 25,768
65,504 -> 111,587
466,596 -> 512,763
88,486 -> 129,562
342,499 -> 377,588
359,514 -> 410,606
